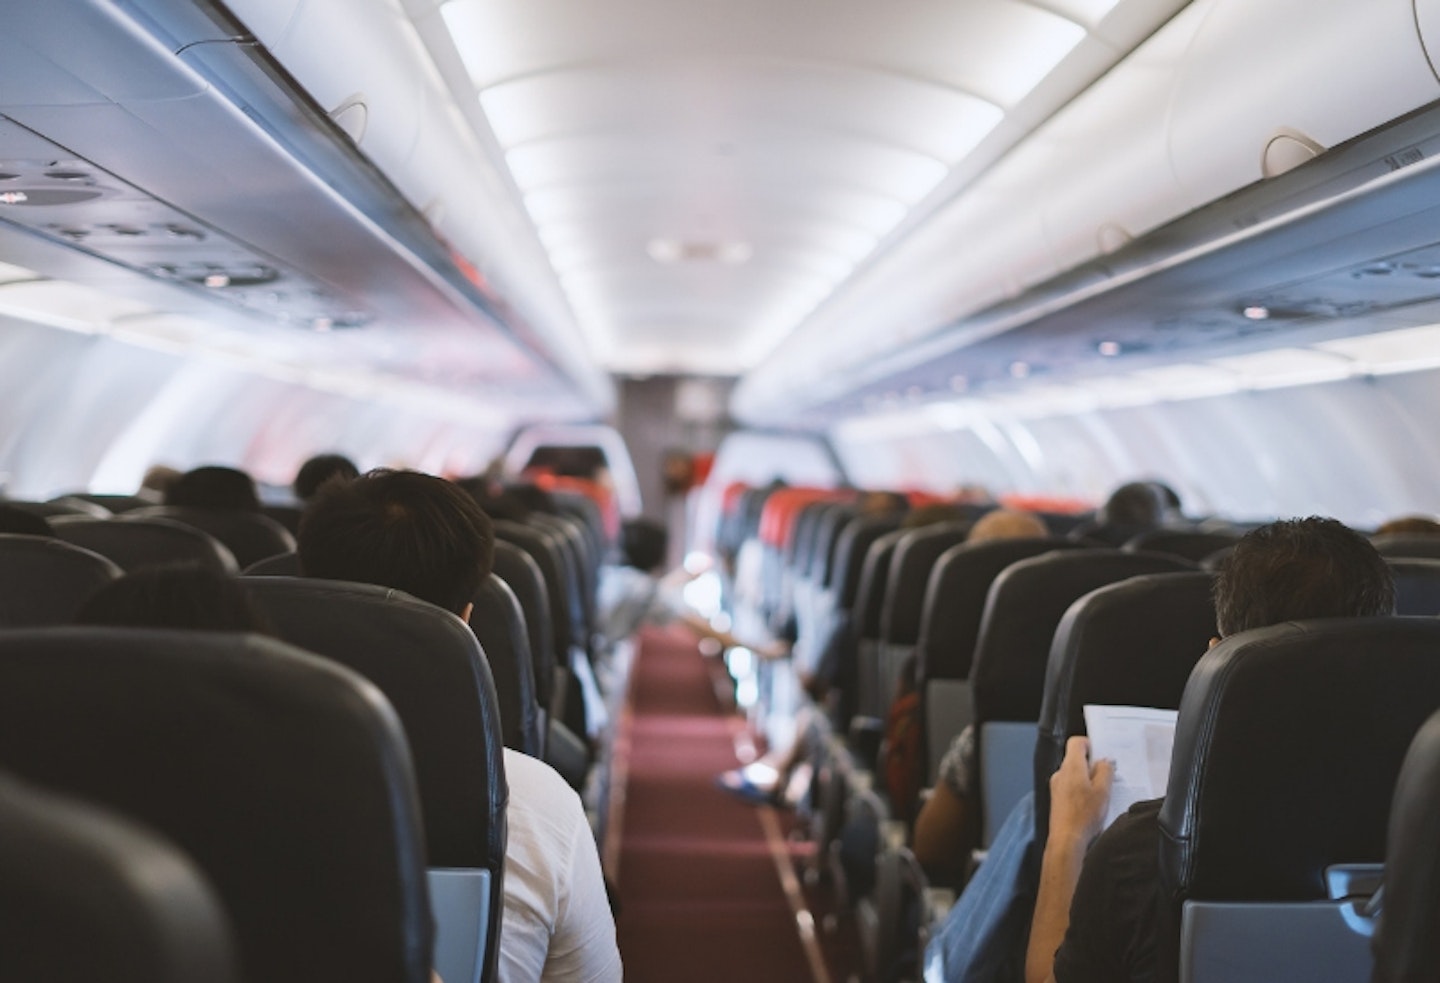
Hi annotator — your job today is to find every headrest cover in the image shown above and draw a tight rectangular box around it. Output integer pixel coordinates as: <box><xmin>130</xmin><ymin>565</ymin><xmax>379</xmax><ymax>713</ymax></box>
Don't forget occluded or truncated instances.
<box><xmin>1158</xmin><ymin>617</ymin><xmax>1440</xmax><ymax>905</ymax></box>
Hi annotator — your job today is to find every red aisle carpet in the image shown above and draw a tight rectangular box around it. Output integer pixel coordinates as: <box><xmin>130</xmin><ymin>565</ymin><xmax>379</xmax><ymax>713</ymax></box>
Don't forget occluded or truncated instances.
<box><xmin>614</xmin><ymin>625</ymin><xmax>817</xmax><ymax>983</ymax></box>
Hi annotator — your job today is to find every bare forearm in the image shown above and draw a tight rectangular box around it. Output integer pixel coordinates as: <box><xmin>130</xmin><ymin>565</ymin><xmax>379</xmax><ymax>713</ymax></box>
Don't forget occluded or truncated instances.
<box><xmin>1025</xmin><ymin>835</ymin><xmax>1087</xmax><ymax>983</ymax></box>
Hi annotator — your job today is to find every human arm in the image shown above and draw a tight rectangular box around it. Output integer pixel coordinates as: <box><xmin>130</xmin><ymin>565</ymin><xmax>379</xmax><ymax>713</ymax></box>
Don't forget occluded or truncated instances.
<box><xmin>1025</xmin><ymin>736</ymin><xmax>1114</xmax><ymax>983</ymax></box>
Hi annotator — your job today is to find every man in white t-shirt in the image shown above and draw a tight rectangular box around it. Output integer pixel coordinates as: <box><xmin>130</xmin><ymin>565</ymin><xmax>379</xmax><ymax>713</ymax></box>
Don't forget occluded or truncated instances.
<box><xmin>300</xmin><ymin>468</ymin><xmax>622</xmax><ymax>983</ymax></box>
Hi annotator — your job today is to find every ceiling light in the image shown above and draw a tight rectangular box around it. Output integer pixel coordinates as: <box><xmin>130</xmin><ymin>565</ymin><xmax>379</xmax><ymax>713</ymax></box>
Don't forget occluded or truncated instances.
<box><xmin>203</xmin><ymin>273</ymin><xmax>230</xmax><ymax>289</ymax></box>
<box><xmin>1242</xmin><ymin>305</ymin><xmax>1270</xmax><ymax>320</ymax></box>
<box><xmin>1009</xmin><ymin>361</ymin><xmax>1031</xmax><ymax>379</ymax></box>
<box><xmin>1097</xmin><ymin>340</ymin><xmax>1121</xmax><ymax>356</ymax></box>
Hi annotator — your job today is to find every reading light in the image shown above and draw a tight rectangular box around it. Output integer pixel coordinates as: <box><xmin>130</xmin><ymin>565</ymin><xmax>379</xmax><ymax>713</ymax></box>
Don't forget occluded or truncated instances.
<box><xmin>1009</xmin><ymin>360</ymin><xmax>1031</xmax><ymax>378</ymax></box>
<box><xmin>203</xmin><ymin>273</ymin><xmax>230</xmax><ymax>289</ymax></box>
<box><xmin>1242</xmin><ymin>305</ymin><xmax>1270</xmax><ymax>321</ymax></box>
<box><xmin>1098</xmin><ymin>340</ymin><xmax>1121</xmax><ymax>356</ymax></box>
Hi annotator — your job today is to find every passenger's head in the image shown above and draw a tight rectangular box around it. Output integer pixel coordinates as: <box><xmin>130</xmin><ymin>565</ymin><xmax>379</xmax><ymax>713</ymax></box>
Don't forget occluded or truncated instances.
<box><xmin>1213</xmin><ymin>517</ymin><xmax>1395</xmax><ymax>638</ymax></box>
<box><xmin>967</xmin><ymin>508</ymin><xmax>1048</xmax><ymax>544</ymax></box>
<box><xmin>76</xmin><ymin>564</ymin><xmax>270</xmax><ymax>633</ymax></box>
<box><xmin>620</xmin><ymin>518</ymin><xmax>668</xmax><ymax>573</ymax></box>
<box><xmin>293</xmin><ymin>453</ymin><xmax>360</xmax><ymax>502</ymax></box>
<box><xmin>0</xmin><ymin>505</ymin><xmax>54</xmax><ymax>538</ymax></box>
<box><xmin>165</xmin><ymin>466</ymin><xmax>261</xmax><ymax>512</ymax></box>
<box><xmin>1376</xmin><ymin>515</ymin><xmax>1440</xmax><ymax>537</ymax></box>
<box><xmin>901</xmin><ymin>503</ymin><xmax>966</xmax><ymax>530</ymax></box>
<box><xmin>140</xmin><ymin>464</ymin><xmax>182</xmax><ymax>499</ymax></box>
<box><xmin>856</xmin><ymin>490</ymin><xmax>909</xmax><ymax>516</ymax></box>
<box><xmin>297</xmin><ymin>469</ymin><xmax>495</xmax><ymax>616</ymax></box>
<box><xmin>1098</xmin><ymin>481</ymin><xmax>1178</xmax><ymax>528</ymax></box>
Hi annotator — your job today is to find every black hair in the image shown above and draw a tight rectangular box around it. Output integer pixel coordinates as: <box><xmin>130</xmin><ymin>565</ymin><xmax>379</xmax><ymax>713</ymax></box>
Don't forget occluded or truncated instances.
<box><xmin>165</xmin><ymin>466</ymin><xmax>261</xmax><ymax>512</ymax></box>
<box><xmin>0</xmin><ymin>505</ymin><xmax>55</xmax><ymax>538</ymax></box>
<box><xmin>293</xmin><ymin>453</ymin><xmax>360</xmax><ymax>502</ymax></box>
<box><xmin>1099</xmin><ymin>481</ymin><xmax>1175</xmax><ymax>528</ymax></box>
<box><xmin>76</xmin><ymin>564</ymin><xmax>271</xmax><ymax>633</ymax></box>
<box><xmin>297</xmin><ymin>469</ymin><xmax>495</xmax><ymax>615</ymax></box>
<box><xmin>1214</xmin><ymin>516</ymin><xmax>1395</xmax><ymax>637</ymax></box>
<box><xmin>621</xmin><ymin>518</ymin><xmax>668</xmax><ymax>572</ymax></box>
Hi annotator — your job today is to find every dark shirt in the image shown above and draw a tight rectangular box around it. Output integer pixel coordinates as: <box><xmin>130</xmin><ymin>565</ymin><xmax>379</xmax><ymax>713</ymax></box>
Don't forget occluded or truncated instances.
<box><xmin>1052</xmin><ymin>798</ymin><xmax>1164</xmax><ymax>983</ymax></box>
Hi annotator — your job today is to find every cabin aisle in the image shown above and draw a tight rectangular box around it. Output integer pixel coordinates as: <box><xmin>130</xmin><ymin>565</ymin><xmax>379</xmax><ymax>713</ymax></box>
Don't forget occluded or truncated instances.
<box><xmin>613</xmin><ymin>625</ymin><xmax>817</xmax><ymax>983</ymax></box>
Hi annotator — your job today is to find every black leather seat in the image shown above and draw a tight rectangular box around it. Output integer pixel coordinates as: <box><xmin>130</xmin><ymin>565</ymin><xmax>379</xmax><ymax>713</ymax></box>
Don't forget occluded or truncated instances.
<box><xmin>913</xmin><ymin>537</ymin><xmax>1082</xmax><ymax>783</ymax></box>
<box><xmin>493</xmin><ymin>540</ymin><xmax>556</xmax><ymax>714</ymax></box>
<box><xmin>971</xmin><ymin>549</ymin><xmax>1195</xmax><ymax>843</ymax></box>
<box><xmin>1124</xmin><ymin>528</ymin><xmax>1242</xmax><ymax>563</ymax></box>
<box><xmin>4</xmin><ymin>498</ymin><xmax>109</xmax><ymax>519</ymax></box>
<box><xmin>1387</xmin><ymin>558</ymin><xmax>1440</xmax><ymax>616</ymax></box>
<box><xmin>1371</xmin><ymin>534</ymin><xmax>1440</xmax><ymax>560</ymax></box>
<box><xmin>471</xmin><ymin>574</ymin><xmax>545</xmax><ymax>755</ymax></box>
<box><xmin>0</xmin><ymin>770</ymin><xmax>240</xmax><ymax>983</ymax></box>
<box><xmin>876</xmin><ymin>522</ymin><xmax>971</xmax><ymax>712</ymax></box>
<box><xmin>244</xmin><ymin>550</ymin><xmax>301</xmax><ymax>575</ymax></box>
<box><xmin>1034</xmin><ymin>571</ymin><xmax>1217</xmax><ymax>842</ymax></box>
<box><xmin>1159</xmin><ymin>617</ymin><xmax>1440</xmax><ymax>983</ymax></box>
<box><xmin>52</xmin><ymin>492</ymin><xmax>155</xmax><ymax>513</ymax></box>
<box><xmin>262</xmin><ymin>504</ymin><xmax>305</xmax><ymax>535</ymax></box>
<box><xmin>495</xmin><ymin>519</ymin><xmax>583</xmax><ymax>735</ymax></box>
<box><xmin>242</xmin><ymin>576</ymin><xmax>508</xmax><ymax>983</ymax></box>
<box><xmin>0</xmin><ymin>628</ymin><xmax>434</xmax><ymax>983</ymax></box>
<box><xmin>850</xmin><ymin>528</ymin><xmax>907</xmax><ymax>729</ymax></box>
<box><xmin>1372</xmin><ymin>706</ymin><xmax>1440</xmax><ymax>983</ymax></box>
<box><xmin>128</xmin><ymin>505</ymin><xmax>296</xmax><ymax>569</ymax></box>
<box><xmin>51</xmin><ymin>516</ymin><xmax>239</xmax><ymax>573</ymax></box>
<box><xmin>0</xmin><ymin>533</ymin><xmax>121</xmax><ymax>626</ymax></box>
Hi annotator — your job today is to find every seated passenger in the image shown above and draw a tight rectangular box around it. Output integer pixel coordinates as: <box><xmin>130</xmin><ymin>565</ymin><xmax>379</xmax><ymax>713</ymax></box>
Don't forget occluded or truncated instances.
<box><xmin>1026</xmin><ymin>516</ymin><xmax>1395</xmax><ymax>983</ymax></box>
<box><xmin>298</xmin><ymin>469</ymin><xmax>622</xmax><ymax>983</ymax></box>
<box><xmin>165</xmin><ymin>465</ymin><xmax>261</xmax><ymax>512</ymax></box>
<box><xmin>292</xmin><ymin>453</ymin><xmax>360</xmax><ymax>503</ymax></box>
<box><xmin>1072</xmin><ymin>480</ymin><xmax>1180</xmax><ymax>546</ymax></box>
<box><xmin>1376</xmin><ymin>514</ymin><xmax>1440</xmax><ymax>536</ymax></box>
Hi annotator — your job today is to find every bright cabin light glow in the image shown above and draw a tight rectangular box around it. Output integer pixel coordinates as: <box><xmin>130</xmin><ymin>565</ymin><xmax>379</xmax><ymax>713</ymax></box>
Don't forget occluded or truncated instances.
<box><xmin>203</xmin><ymin>273</ymin><xmax>230</xmax><ymax>289</ymax></box>
<box><xmin>1242</xmin><ymin>305</ymin><xmax>1271</xmax><ymax>320</ymax></box>
<box><xmin>1098</xmin><ymin>340</ymin><xmax>1121</xmax><ymax>356</ymax></box>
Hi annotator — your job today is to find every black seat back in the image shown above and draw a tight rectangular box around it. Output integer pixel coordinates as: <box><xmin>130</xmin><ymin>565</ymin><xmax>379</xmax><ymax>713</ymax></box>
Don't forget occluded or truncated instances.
<box><xmin>53</xmin><ymin>492</ymin><xmax>155</xmax><ymax>514</ymax></box>
<box><xmin>495</xmin><ymin>519</ymin><xmax>574</xmax><ymax>671</ymax></box>
<box><xmin>244</xmin><ymin>550</ymin><xmax>301</xmax><ymax>576</ymax></box>
<box><xmin>471</xmin><ymin>574</ymin><xmax>544</xmax><ymax>755</ymax></box>
<box><xmin>914</xmin><ymin>538</ymin><xmax>1081</xmax><ymax>687</ymax></box>
<box><xmin>0</xmin><ymin>771</ymin><xmax>240</xmax><ymax>983</ymax></box>
<box><xmin>1034</xmin><ymin>571</ymin><xmax>1216</xmax><ymax>841</ymax></box>
<box><xmin>5</xmin><ymin>498</ymin><xmax>109</xmax><ymax>519</ymax></box>
<box><xmin>0</xmin><ymin>628</ymin><xmax>433</xmax><ymax>983</ymax></box>
<box><xmin>972</xmin><ymin>549</ymin><xmax>1197</xmax><ymax>726</ymax></box>
<box><xmin>0</xmin><ymin>534</ymin><xmax>121</xmax><ymax>626</ymax></box>
<box><xmin>51</xmin><ymin>516</ymin><xmax>239</xmax><ymax>573</ymax></box>
<box><xmin>1371</xmin><ymin>534</ymin><xmax>1440</xmax><ymax>560</ymax></box>
<box><xmin>492</xmin><ymin>540</ymin><xmax>555</xmax><ymax>711</ymax></box>
<box><xmin>1124</xmin><ymin>528</ymin><xmax>1242</xmax><ymax>563</ymax></box>
<box><xmin>831</xmin><ymin>515</ymin><xmax>904</xmax><ymax>612</ymax></box>
<box><xmin>129</xmin><ymin>506</ymin><xmax>296</xmax><ymax>569</ymax></box>
<box><xmin>1388</xmin><ymin>557</ymin><xmax>1440</xmax><ymax>616</ymax></box>
<box><xmin>812</xmin><ymin>504</ymin><xmax>858</xmax><ymax>587</ymax></box>
<box><xmin>1159</xmin><ymin>618</ymin><xmax>1440</xmax><ymax>909</ymax></box>
<box><xmin>1373</xmin><ymin>707</ymin><xmax>1440</xmax><ymax>983</ymax></box>
<box><xmin>880</xmin><ymin>522</ymin><xmax>971</xmax><ymax>648</ymax></box>
<box><xmin>855</xmin><ymin>529</ymin><xmax>907</xmax><ymax>645</ymax></box>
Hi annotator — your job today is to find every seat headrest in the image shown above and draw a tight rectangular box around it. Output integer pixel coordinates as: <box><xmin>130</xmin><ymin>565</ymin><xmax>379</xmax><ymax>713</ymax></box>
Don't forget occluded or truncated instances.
<box><xmin>879</xmin><ymin>522</ymin><xmax>971</xmax><ymax>647</ymax></box>
<box><xmin>0</xmin><ymin>533</ymin><xmax>121</xmax><ymax>626</ymax></box>
<box><xmin>832</xmin><ymin>515</ymin><xmax>903</xmax><ymax>610</ymax></box>
<box><xmin>972</xmin><ymin>549</ymin><xmax>1196</xmax><ymax>724</ymax></box>
<box><xmin>1373</xmin><ymin>708</ymin><xmax>1440</xmax><ymax>983</ymax></box>
<box><xmin>0</xmin><ymin>627</ymin><xmax>431</xmax><ymax>983</ymax></box>
<box><xmin>243</xmin><ymin>550</ymin><xmax>301</xmax><ymax>576</ymax></box>
<box><xmin>854</xmin><ymin>529</ymin><xmax>907</xmax><ymax>639</ymax></box>
<box><xmin>1371</xmin><ymin>534</ymin><xmax>1440</xmax><ymax>560</ymax></box>
<box><xmin>243</xmin><ymin>576</ymin><xmax>508</xmax><ymax>870</ymax></box>
<box><xmin>52</xmin><ymin>516</ymin><xmax>239</xmax><ymax>573</ymax></box>
<box><xmin>1158</xmin><ymin>617</ymin><xmax>1440</xmax><ymax>905</ymax></box>
<box><xmin>1123</xmin><ymin>529</ymin><xmax>1242</xmax><ymax>563</ymax></box>
<box><xmin>1387</xmin><ymin>557</ymin><xmax>1440</xmax><ymax>616</ymax></box>
<box><xmin>495</xmin><ymin>519</ymin><xmax>574</xmax><ymax>663</ymax></box>
<box><xmin>127</xmin><ymin>506</ymin><xmax>296</xmax><ymax>569</ymax></box>
<box><xmin>914</xmin><ymin>537</ymin><xmax>1081</xmax><ymax>684</ymax></box>
<box><xmin>0</xmin><ymin>770</ymin><xmax>240</xmax><ymax>983</ymax></box>
<box><xmin>491</xmin><ymin>540</ymin><xmax>555</xmax><ymax>706</ymax></box>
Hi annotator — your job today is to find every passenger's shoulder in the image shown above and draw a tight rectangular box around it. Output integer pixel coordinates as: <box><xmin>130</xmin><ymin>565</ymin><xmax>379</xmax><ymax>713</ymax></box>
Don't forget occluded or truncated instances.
<box><xmin>502</xmin><ymin>748</ymin><xmax>583</xmax><ymax>808</ymax></box>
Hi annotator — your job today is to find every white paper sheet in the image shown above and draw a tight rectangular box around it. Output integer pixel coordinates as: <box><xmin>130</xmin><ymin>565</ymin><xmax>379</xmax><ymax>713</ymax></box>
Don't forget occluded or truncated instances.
<box><xmin>1082</xmin><ymin>704</ymin><xmax>1179</xmax><ymax>829</ymax></box>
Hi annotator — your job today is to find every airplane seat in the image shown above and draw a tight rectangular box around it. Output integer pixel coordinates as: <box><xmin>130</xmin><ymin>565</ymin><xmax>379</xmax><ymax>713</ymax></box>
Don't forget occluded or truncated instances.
<box><xmin>1158</xmin><ymin>617</ymin><xmax>1440</xmax><ymax>983</ymax></box>
<box><xmin>971</xmin><ymin>549</ymin><xmax>1196</xmax><ymax>845</ymax></box>
<box><xmin>50</xmin><ymin>515</ymin><xmax>240</xmax><ymax>574</ymax></box>
<box><xmin>244</xmin><ymin>550</ymin><xmax>301</xmax><ymax>575</ymax></box>
<box><xmin>1371</xmin><ymin>533</ymin><xmax>1440</xmax><ymax>560</ymax></box>
<box><xmin>877</xmin><ymin>522</ymin><xmax>971</xmax><ymax>725</ymax></box>
<box><xmin>262</xmin><ymin>503</ymin><xmax>304</xmax><ymax>535</ymax></box>
<box><xmin>1037</xmin><ymin>510</ymin><xmax>1093</xmax><ymax>538</ymax></box>
<box><xmin>1123</xmin><ymin>528</ymin><xmax>1243</xmax><ymax>563</ymax></box>
<box><xmin>4</xmin><ymin>498</ymin><xmax>110</xmax><ymax>519</ymax></box>
<box><xmin>913</xmin><ymin>538</ymin><xmax>1083</xmax><ymax>786</ymax></box>
<box><xmin>52</xmin><ymin>492</ymin><xmax>154</xmax><ymax>514</ymax></box>
<box><xmin>1199</xmin><ymin>544</ymin><xmax>1235</xmax><ymax>571</ymax></box>
<box><xmin>532</xmin><ymin>512</ymin><xmax>599</xmax><ymax>650</ymax></box>
<box><xmin>1387</xmin><ymin>557</ymin><xmax>1440</xmax><ymax>616</ymax></box>
<box><xmin>1033</xmin><ymin>571</ymin><xmax>1217</xmax><ymax>845</ymax></box>
<box><xmin>492</xmin><ymin>540</ymin><xmax>556</xmax><ymax>713</ymax></box>
<box><xmin>0</xmin><ymin>770</ymin><xmax>240</xmax><ymax>983</ymax></box>
<box><xmin>128</xmin><ymin>505</ymin><xmax>296</xmax><ymax>569</ymax></box>
<box><xmin>1371</xmin><ymin>706</ymin><xmax>1440</xmax><ymax>983</ymax></box>
<box><xmin>240</xmin><ymin>576</ymin><xmax>507</xmax><ymax>983</ymax></box>
<box><xmin>849</xmin><ymin>529</ymin><xmax>907</xmax><ymax>749</ymax></box>
<box><xmin>0</xmin><ymin>533</ymin><xmax>121</xmax><ymax>626</ymax></box>
<box><xmin>470</xmin><ymin>574</ymin><xmax>545</xmax><ymax>757</ymax></box>
<box><xmin>0</xmin><ymin>628</ymin><xmax>435</xmax><ymax>983</ymax></box>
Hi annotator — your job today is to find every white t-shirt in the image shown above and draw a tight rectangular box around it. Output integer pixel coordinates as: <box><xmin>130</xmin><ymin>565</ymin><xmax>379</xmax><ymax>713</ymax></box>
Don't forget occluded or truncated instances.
<box><xmin>498</xmin><ymin>749</ymin><xmax>622</xmax><ymax>983</ymax></box>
